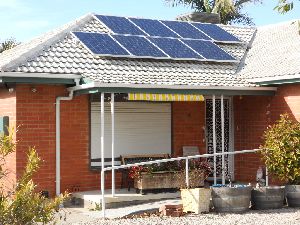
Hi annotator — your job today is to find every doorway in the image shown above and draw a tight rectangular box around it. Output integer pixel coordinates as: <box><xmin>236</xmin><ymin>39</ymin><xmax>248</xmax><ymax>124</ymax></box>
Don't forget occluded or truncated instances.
<box><xmin>205</xmin><ymin>97</ymin><xmax>234</xmax><ymax>179</ymax></box>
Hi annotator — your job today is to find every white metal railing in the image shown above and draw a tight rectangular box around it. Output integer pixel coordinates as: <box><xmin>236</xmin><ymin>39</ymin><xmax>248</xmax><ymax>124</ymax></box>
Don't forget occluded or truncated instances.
<box><xmin>100</xmin><ymin>148</ymin><xmax>263</xmax><ymax>218</ymax></box>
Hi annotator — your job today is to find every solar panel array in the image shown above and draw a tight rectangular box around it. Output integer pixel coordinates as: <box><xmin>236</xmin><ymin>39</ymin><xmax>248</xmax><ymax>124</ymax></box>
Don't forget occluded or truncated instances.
<box><xmin>72</xmin><ymin>15</ymin><xmax>242</xmax><ymax>62</ymax></box>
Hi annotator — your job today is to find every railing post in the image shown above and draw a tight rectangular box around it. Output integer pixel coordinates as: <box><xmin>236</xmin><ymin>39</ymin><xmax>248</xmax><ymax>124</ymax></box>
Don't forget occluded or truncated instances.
<box><xmin>185</xmin><ymin>158</ymin><xmax>189</xmax><ymax>188</ymax></box>
<box><xmin>265</xmin><ymin>166</ymin><xmax>269</xmax><ymax>186</ymax></box>
<box><xmin>101</xmin><ymin>170</ymin><xmax>106</xmax><ymax>218</ymax></box>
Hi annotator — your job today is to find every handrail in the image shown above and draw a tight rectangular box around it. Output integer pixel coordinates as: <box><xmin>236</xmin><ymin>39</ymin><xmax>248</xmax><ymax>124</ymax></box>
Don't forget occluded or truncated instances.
<box><xmin>101</xmin><ymin>148</ymin><xmax>262</xmax><ymax>218</ymax></box>
<box><xmin>103</xmin><ymin>149</ymin><xmax>261</xmax><ymax>172</ymax></box>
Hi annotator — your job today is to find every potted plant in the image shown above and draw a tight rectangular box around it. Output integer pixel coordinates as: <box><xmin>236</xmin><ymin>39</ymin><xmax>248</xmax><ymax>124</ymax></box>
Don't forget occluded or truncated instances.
<box><xmin>179</xmin><ymin>159</ymin><xmax>212</xmax><ymax>214</ymax></box>
<box><xmin>129</xmin><ymin>161</ymin><xmax>183</xmax><ymax>194</ymax></box>
<box><xmin>211</xmin><ymin>183</ymin><xmax>253</xmax><ymax>213</ymax></box>
<box><xmin>260</xmin><ymin>114</ymin><xmax>300</xmax><ymax>207</ymax></box>
<box><xmin>251</xmin><ymin>166</ymin><xmax>285</xmax><ymax>210</ymax></box>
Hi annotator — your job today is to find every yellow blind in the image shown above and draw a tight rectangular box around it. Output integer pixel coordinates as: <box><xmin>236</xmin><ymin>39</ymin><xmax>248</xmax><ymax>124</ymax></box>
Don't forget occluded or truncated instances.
<box><xmin>128</xmin><ymin>93</ymin><xmax>204</xmax><ymax>102</ymax></box>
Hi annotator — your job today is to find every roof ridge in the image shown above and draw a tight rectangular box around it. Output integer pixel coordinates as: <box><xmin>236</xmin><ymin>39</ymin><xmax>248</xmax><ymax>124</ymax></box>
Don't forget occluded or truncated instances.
<box><xmin>257</xmin><ymin>19</ymin><xmax>300</xmax><ymax>29</ymax></box>
<box><xmin>0</xmin><ymin>13</ymin><xmax>94</xmax><ymax>72</ymax></box>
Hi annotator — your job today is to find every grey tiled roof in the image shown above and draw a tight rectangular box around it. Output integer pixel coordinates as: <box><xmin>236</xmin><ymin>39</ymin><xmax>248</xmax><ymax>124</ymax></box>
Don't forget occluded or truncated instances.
<box><xmin>238</xmin><ymin>20</ymin><xmax>300</xmax><ymax>82</ymax></box>
<box><xmin>0</xmin><ymin>13</ymin><xmax>258</xmax><ymax>87</ymax></box>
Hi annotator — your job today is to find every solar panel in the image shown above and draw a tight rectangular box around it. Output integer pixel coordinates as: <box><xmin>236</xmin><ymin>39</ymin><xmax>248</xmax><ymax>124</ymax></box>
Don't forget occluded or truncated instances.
<box><xmin>191</xmin><ymin>23</ymin><xmax>241</xmax><ymax>43</ymax></box>
<box><xmin>182</xmin><ymin>39</ymin><xmax>236</xmax><ymax>61</ymax></box>
<box><xmin>73</xmin><ymin>32</ymin><xmax>129</xmax><ymax>56</ymax></box>
<box><xmin>113</xmin><ymin>35</ymin><xmax>167</xmax><ymax>58</ymax></box>
<box><xmin>95</xmin><ymin>15</ymin><xmax>146</xmax><ymax>36</ymax></box>
<box><xmin>148</xmin><ymin>37</ymin><xmax>203</xmax><ymax>59</ymax></box>
<box><xmin>161</xmin><ymin>20</ymin><xmax>211</xmax><ymax>40</ymax></box>
<box><xmin>129</xmin><ymin>18</ymin><xmax>180</xmax><ymax>38</ymax></box>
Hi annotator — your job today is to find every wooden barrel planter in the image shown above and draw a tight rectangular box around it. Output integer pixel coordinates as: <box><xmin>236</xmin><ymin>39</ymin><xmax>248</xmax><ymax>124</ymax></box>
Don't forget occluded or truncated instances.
<box><xmin>251</xmin><ymin>186</ymin><xmax>285</xmax><ymax>210</ymax></box>
<box><xmin>285</xmin><ymin>185</ymin><xmax>300</xmax><ymax>207</ymax></box>
<box><xmin>211</xmin><ymin>186</ymin><xmax>252</xmax><ymax>213</ymax></box>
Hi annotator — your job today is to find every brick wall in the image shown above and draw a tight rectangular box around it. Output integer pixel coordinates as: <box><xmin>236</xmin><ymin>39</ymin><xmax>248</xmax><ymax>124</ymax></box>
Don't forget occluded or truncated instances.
<box><xmin>234</xmin><ymin>84</ymin><xmax>300</xmax><ymax>183</ymax></box>
<box><xmin>172</xmin><ymin>102</ymin><xmax>206</xmax><ymax>156</ymax></box>
<box><xmin>0</xmin><ymin>87</ymin><xmax>16</xmax><ymax>190</ymax></box>
<box><xmin>233</xmin><ymin>95</ymin><xmax>270</xmax><ymax>182</ymax></box>
<box><xmin>15</xmin><ymin>84</ymin><xmax>121</xmax><ymax>196</ymax></box>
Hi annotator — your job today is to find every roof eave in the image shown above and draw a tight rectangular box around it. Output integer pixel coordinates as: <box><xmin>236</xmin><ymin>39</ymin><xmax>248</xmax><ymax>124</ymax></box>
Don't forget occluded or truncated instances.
<box><xmin>0</xmin><ymin>72</ymin><xmax>82</xmax><ymax>85</ymax></box>
<box><xmin>249</xmin><ymin>73</ymin><xmax>300</xmax><ymax>86</ymax></box>
<box><xmin>68</xmin><ymin>82</ymin><xmax>277</xmax><ymax>96</ymax></box>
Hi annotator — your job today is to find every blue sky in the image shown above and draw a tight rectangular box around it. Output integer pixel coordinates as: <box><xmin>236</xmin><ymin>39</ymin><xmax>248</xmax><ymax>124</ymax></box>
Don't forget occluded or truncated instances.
<box><xmin>0</xmin><ymin>0</ymin><xmax>299</xmax><ymax>42</ymax></box>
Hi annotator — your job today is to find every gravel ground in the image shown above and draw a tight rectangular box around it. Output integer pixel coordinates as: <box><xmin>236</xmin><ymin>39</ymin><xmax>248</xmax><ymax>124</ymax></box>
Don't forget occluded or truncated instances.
<box><xmin>57</xmin><ymin>207</ymin><xmax>300</xmax><ymax>225</ymax></box>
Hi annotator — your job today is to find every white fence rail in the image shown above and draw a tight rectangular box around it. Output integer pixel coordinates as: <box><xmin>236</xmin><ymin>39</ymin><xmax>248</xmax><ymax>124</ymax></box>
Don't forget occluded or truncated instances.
<box><xmin>100</xmin><ymin>148</ymin><xmax>263</xmax><ymax>218</ymax></box>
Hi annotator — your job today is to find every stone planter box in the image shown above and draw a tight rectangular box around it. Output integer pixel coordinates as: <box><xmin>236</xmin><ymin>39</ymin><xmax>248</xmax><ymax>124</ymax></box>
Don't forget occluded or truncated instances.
<box><xmin>134</xmin><ymin>171</ymin><xmax>180</xmax><ymax>194</ymax></box>
<box><xmin>134</xmin><ymin>171</ymin><xmax>205</xmax><ymax>194</ymax></box>
<box><xmin>181</xmin><ymin>188</ymin><xmax>211</xmax><ymax>214</ymax></box>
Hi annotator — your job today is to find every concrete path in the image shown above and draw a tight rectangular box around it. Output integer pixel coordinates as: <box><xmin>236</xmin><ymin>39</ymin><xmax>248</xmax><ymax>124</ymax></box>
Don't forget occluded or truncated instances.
<box><xmin>56</xmin><ymin>198</ymin><xmax>181</xmax><ymax>224</ymax></box>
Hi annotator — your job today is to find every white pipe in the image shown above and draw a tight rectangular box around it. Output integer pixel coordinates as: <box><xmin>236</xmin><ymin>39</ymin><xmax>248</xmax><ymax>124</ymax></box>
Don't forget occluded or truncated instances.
<box><xmin>55</xmin><ymin>90</ymin><xmax>74</xmax><ymax>196</ymax></box>
<box><xmin>100</xmin><ymin>92</ymin><xmax>105</xmax><ymax>217</ymax></box>
<box><xmin>111</xmin><ymin>93</ymin><xmax>115</xmax><ymax>197</ymax></box>
<box><xmin>212</xmin><ymin>95</ymin><xmax>217</xmax><ymax>185</ymax></box>
<box><xmin>221</xmin><ymin>95</ymin><xmax>225</xmax><ymax>185</ymax></box>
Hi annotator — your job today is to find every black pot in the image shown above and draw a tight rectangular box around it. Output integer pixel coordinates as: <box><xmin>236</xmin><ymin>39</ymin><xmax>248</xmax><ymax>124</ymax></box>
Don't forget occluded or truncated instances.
<box><xmin>251</xmin><ymin>186</ymin><xmax>285</xmax><ymax>210</ymax></box>
<box><xmin>212</xmin><ymin>186</ymin><xmax>252</xmax><ymax>213</ymax></box>
<box><xmin>285</xmin><ymin>185</ymin><xmax>300</xmax><ymax>207</ymax></box>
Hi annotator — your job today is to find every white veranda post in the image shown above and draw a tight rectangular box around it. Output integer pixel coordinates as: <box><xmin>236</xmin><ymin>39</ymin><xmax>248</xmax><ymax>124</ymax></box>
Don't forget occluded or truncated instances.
<box><xmin>111</xmin><ymin>93</ymin><xmax>115</xmax><ymax>196</ymax></box>
<box><xmin>100</xmin><ymin>92</ymin><xmax>105</xmax><ymax>217</ymax></box>
<box><xmin>212</xmin><ymin>95</ymin><xmax>217</xmax><ymax>185</ymax></box>
<box><xmin>221</xmin><ymin>95</ymin><xmax>225</xmax><ymax>185</ymax></box>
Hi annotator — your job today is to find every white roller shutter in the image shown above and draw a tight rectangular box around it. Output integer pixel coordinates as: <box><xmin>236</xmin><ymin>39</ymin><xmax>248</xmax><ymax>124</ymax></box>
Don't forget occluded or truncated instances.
<box><xmin>91</xmin><ymin>102</ymin><xmax>171</xmax><ymax>167</ymax></box>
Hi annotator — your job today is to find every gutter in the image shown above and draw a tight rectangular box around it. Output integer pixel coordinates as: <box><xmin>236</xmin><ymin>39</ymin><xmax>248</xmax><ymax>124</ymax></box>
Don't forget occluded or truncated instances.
<box><xmin>55</xmin><ymin>78</ymin><xmax>80</xmax><ymax>196</ymax></box>
<box><xmin>0</xmin><ymin>72</ymin><xmax>82</xmax><ymax>79</ymax></box>
<box><xmin>68</xmin><ymin>82</ymin><xmax>278</xmax><ymax>92</ymax></box>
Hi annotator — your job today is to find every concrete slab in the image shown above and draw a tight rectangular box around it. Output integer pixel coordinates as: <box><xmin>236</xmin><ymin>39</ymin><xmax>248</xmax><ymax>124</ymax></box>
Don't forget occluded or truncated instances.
<box><xmin>72</xmin><ymin>189</ymin><xmax>180</xmax><ymax>209</ymax></box>
<box><xmin>63</xmin><ymin>198</ymin><xmax>182</xmax><ymax>220</ymax></box>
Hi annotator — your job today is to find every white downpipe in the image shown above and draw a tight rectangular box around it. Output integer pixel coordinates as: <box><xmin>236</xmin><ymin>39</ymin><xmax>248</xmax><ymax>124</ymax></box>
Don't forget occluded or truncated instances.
<box><xmin>212</xmin><ymin>95</ymin><xmax>217</xmax><ymax>185</ymax></box>
<box><xmin>221</xmin><ymin>95</ymin><xmax>225</xmax><ymax>185</ymax></box>
<box><xmin>111</xmin><ymin>93</ymin><xmax>115</xmax><ymax>197</ymax></box>
<box><xmin>100</xmin><ymin>92</ymin><xmax>105</xmax><ymax>218</ymax></box>
<box><xmin>55</xmin><ymin>90</ymin><xmax>74</xmax><ymax>196</ymax></box>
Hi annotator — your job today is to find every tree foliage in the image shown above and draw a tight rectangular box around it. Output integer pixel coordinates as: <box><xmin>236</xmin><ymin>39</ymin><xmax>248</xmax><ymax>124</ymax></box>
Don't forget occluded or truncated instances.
<box><xmin>260</xmin><ymin>114</ymin><xmax>300</xmax><ymax>185</ymax></box>
<box><xmin>0</xmin><ymin>38</ymin><xmax>18</xmax><ymax>53</ymax></box>
<box><xmin>165</xmin><ymin>0</ymin><xmax>261</xmax><ymax>25</ymax></box>
<box><xmin>274</xmin><ymin>0</ymin><xmax>296</xmax><ymax>13</ymax></box>
<box><xmin>0</xmin><ymin>129</ymin><xmax>68</xmax><ymax>225</ymax></box>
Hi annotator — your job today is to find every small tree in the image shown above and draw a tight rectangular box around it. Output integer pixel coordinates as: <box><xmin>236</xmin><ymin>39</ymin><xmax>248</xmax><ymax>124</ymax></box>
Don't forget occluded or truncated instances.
<box><xmin>260</xmin><ymin>114</ymin><xmax>300</xmax><ymax>185</ymax></box>
<box><xmin>165</xmin><ymin>0</ymin><xmax>261</xmax><ymax>25</ymax></box>
<box><xmin>0</xmin><ymin>38</ymin><xmax>18</xmax><ymax>53</ymax></box>
<box><xmin>274</xmin><ymin>0</ymin><xmax>297</xmax><ymax>14</ymax></box>
<box><xmin>0</xmin><ymin>129</ymin><xmax>68</xmax><ymax>224</ymax></box>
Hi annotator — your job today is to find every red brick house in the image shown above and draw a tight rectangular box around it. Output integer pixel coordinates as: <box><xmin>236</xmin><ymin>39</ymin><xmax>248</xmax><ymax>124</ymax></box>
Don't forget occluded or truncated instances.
<box><xmin>0</xmin><ymin>13</ymin><xmax>299</xmax><ymax>197</ymax></box>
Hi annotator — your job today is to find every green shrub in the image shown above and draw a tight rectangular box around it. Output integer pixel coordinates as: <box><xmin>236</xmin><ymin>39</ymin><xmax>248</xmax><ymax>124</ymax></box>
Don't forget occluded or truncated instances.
<box><xmin>0</xmin><ymin>129</ymin><xmax>69</xmax><ymax>224</ymax></box>
<box><xmin>261</xmin><ymin>114</ymin><xmax>300</xmax><ymax>185</ymax></box>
